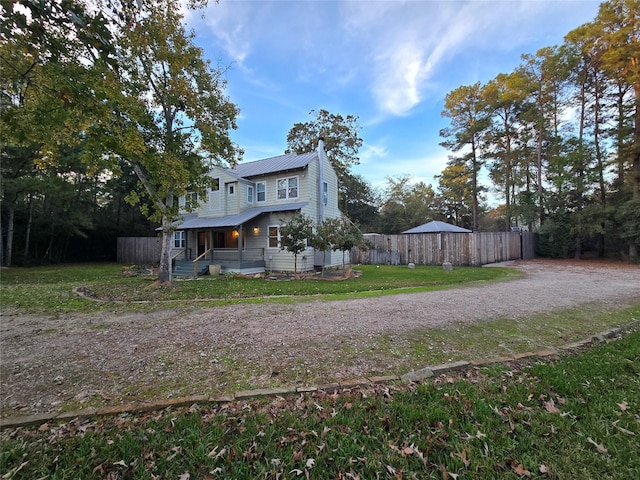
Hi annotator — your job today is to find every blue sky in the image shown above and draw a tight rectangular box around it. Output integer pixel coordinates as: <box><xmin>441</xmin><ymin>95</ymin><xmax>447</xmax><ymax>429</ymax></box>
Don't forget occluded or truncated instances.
<box><xmin>186</xmin><ymin>0</ymin><xmax>602</xmax><ymax>193</ymax></box>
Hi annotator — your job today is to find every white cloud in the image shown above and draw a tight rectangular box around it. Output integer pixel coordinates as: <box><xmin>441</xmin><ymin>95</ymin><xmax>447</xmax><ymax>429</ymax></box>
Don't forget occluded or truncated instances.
<box><xmin>371</xmin><ymin>44</ymin><xmax>431</xmax><ymax>116</ymax></box>
<box><xmin>359</xmin><ymin>140</ymin><xmax>389</xmax><ymax>165</ymax></box>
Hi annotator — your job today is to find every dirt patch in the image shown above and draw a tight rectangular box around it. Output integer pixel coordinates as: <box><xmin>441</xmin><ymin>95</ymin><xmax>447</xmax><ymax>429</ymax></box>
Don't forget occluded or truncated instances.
<box><xmin>1</xmin><ymin>259</ymin><xmax>639</xmax><ymax>418</ymax></box>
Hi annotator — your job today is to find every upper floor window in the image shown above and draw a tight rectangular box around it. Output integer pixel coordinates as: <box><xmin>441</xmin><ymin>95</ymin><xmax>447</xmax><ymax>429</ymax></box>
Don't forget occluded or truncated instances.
<box><xmin>228</xmin><ymin>184</ymin><xmax>235</xmax><ymax>195</ymax></box>
<box><xmin>247</xmin><ymin>185</ymin><xmax>254</xmax><ymax>204</ymax></box>
<box><xmin>322</xmin><ymin>181</ymin><xmax>328</xmax><ymax>206</ymax></box>
<box><xmin>209</xmin><ymin>177</ymin><xmax>221</xmax><ymax>209</ymax></box>
<box><xmin>185</xmin><ymin>192</ymin><xmax>197</xmax><ymax>209</ymax></box>
<box><xmin>174</xmin><ymin>231</ymin><xmax>185</xmax><ymax>248</ymax></box>
<box><xmin>256</xmin><ymin>182</ymin><xmax>266</xmax><ymax>202</ymax></box>
<box><xmin>277</xmin><ymin>176</ymin><xmax>298</xmax><ymax>200</ymax></box>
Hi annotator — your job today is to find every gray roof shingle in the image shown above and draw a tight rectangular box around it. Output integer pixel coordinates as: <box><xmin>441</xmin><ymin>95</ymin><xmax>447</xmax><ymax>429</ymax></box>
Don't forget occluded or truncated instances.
<box><xmin>403</xmin><ymin>221</ymin><xmax>472</xmax><ymax>234</ymax></box>
<box><xmin>231</xmin><ymin>151</ymin><xmax>317</xmax><ymax>178</ymax></box>
<box><xmin>174</xmin><ymin>202</ymin><xmax>308</xmax><ymax>229</ymax></box>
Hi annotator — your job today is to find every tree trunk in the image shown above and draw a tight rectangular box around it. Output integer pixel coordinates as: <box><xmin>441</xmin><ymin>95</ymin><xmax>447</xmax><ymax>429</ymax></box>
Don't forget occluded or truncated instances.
<box><xmin>24</xmin><ymin>194</ymin><xmax>33</xmax><ymax>257</ymax></box>
<box><xmin>471</xmin><ymin>138</ymin><xmax>479</xmax><ymax>232</ymax></box>
<box><xmin>537</xmin><ymin>88</ymin><xmax>544</xmax><ymax>227</ymax></box>
<box><xmin>4</xmin><ymin>203</ymin><xmax>15</xmax><ymax>267</ymax></box>
<box><xmin>158</xmin><ymin>214</ymin><xmax>173</xmax><ymax>283</ymax></box>
<box><xmin>630</xmin><ymin>83</ymin><xmax>640</xmax><ymax>263</ymax></box>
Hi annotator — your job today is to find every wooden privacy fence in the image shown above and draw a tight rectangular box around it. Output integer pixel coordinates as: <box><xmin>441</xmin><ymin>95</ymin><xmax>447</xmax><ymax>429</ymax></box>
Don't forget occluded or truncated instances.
<box><xmin>351</xmin><ymin>232</ymin><xmax>537</xmax><ymax>267</ymax></box>
<box><xmin>117</xmin><ymin>237</ymin><xmax>161</xmax><ymax>264</ymax></box>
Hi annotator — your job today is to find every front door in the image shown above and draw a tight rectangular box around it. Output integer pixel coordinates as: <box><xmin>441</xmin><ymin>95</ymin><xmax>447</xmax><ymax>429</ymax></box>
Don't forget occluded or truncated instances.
<box><xmin>197</xmin><ymin>231</ymin><xmax>208</xmax><ymax>257</ymax></box>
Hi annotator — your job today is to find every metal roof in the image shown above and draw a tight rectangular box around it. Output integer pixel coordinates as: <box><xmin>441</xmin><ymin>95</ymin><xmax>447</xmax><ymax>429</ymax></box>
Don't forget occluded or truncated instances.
<box><xmin>403</xmin><ymin>221</ymin><xmax>472</xmax><ymax>234</ymax></box>
<box><xmin>174</xmin><ymin>202</ymin><xmax>308</xmax><ymax>229</ymax></box>
<box><xmin>231</xmin><ymin>152</ymin><xmax>317</xmax><ymax>178</ymax></box>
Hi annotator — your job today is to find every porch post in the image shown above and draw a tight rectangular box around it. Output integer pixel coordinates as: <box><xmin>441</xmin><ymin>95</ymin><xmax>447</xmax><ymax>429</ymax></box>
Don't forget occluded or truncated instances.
<box><xmin>238</xmin><ymin>224</ymin><xmax>243</xmax><ymax>267</ymax></box>
<box><xmin>209</xmin><ymin>229</ymin><xmax>213</xmax><ymax>262</ymax></box>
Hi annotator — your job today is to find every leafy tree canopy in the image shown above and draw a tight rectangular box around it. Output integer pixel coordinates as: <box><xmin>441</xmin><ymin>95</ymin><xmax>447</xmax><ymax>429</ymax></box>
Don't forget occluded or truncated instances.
<box><xmin>286</xmin><ymin>109</ymin><xmax>363</xmax><ymax>180</ymax></box>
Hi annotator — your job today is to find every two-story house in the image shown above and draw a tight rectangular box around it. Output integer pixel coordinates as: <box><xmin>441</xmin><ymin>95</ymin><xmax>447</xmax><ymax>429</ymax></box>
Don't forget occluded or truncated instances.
<box><xmin>171</xmin><ymin>138</ymin><xmax>346</xmax><ymax>274</ymax></box>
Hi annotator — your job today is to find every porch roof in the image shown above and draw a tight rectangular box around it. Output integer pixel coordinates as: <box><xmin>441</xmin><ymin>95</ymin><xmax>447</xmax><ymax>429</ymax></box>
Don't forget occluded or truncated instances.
<box><xmin>175</xmin><ymin>202</ymin><xmax>308</xmax><ymax>230</ymax></box>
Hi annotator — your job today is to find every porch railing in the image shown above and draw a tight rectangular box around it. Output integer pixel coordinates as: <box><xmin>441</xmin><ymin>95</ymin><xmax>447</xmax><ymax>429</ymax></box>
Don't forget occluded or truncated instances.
<box><xmin>210</xmin><ymin>248</ymin><xmax>265</xmax><ymax>271</ymax></box>
<box><xmin>193</xmin><ymin>248</ymin><xmax>212</xmax><ymax>277</ymax></box>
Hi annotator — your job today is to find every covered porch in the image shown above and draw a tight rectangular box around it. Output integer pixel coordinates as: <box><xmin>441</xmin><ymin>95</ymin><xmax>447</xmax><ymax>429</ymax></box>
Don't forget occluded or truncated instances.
<box><xmin>171</xmin><ymin>203</ymin><xmax>308</xmax><ymax>276</ymax></box>
<box><xmin>173</xmin><ymin>247</ymin><xmax>266</xmax><ymax>276</ymax></box>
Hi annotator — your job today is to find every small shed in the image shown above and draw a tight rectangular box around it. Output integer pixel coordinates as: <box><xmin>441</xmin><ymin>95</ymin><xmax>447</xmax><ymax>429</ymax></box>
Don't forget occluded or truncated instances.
<box><xmin>402</xmin><ymin>220</ymin><xmax>472</xmax><ymax>234</ymax></box>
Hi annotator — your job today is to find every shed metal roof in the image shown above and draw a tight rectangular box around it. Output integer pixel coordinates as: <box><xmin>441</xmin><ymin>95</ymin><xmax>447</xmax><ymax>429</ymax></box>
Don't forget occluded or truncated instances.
<box><xmin>174</xmin><ymin>202</ymin><xmax>308</xmax><ymax>229</ymax></box>
<box><xmin>231</xmin><ymin>152</ymin><xmax>316</xmax><ymax>178</ymax></box>
<box><xmin>403</xmin><ymin>220</ymin><xmax>472</xmax><ymax>234</ymax></box>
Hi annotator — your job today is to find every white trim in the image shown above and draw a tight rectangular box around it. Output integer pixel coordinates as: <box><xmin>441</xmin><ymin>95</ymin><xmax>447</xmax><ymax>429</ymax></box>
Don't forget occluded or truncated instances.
<box><xmin>276</xmin><ymin>175</ymin><xmax>299</xmax><ymax>200</ymax></box>
<box><xmin>267</xmin><ymin>224</ymin><xmax>281</xmax><ymax>249</ymax></box>
<box><xmin>210</xmin><ymin>177</ymin><xmax>221</xmax><ymax>210</ymax></box>
<box><xmin>256</xmin><ymin>181</ymin><xmax>266</xmax><ymax>203</ymax></box>
<box><xmin>174</xmin><ymin>231</ymin><xmax>185</xmax><ymax>248</ymax></box>
<box><xmin>185</xmin><ymin>192</ymin><xmax>197</xmax><ymax>210</ymax></box>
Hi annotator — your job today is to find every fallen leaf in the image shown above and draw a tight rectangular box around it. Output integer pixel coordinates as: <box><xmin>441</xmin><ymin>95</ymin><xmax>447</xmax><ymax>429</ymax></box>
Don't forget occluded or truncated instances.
<box><xmin>402</xmin><ymin>446</ymin><xmax>414</xmax><ymax>456</ymax></box>
<box><xmin>511</xmin><ymin>461</ymin><xmax>531</xmax><ymax>477</ymax></box>
<box><xmin>587</xmin><ymin>437</ymin><xmax>608</xmax><ymax>454</ymax></box>
<box><xmin>289</xmin><ymin>469</ymin><xmax>303</xmax><ymax>476</ymax></box>
<box><xmin>455</xmin><ymin>450</ymin><xmax>470</xmax><ymax>468</ymax></box>
<box><xmin>178</xmin><ymin>473</ymin><xmax>190</xmax><ymax>480</ymax></box>
<box><xmin>2</xmin><ymin>461</ymin><xmax>29</xmax><ymax>479</ymax></box>
<box><xmin>612</xmin><ymin>420</ymin><xmax>635</xmax><ymax>436</ymax></box>
<box><xmin>113</xmin><ymin>460</ymin><xmax>127</xmax><ymax>467</ymax></box>
<box><xmin>618</xmin><ymin>401</ymin><xmax>628</xmax><ymax>411</ymax></box>
<box><xmin>544</xmin><ymin>400</ymin><xmax>560</xmax><ymax>414</ymax></box>
<box><xmin>166</xmin><ymin>446</ymin><xmax>182</xmax><ymax>462</ymax></box>
<box><xmin>539</xmin><ymin>464</ymin><xmax>548</xmax><ymax>474</ymax></box>
<box><xmin>306</xmin><ymin>458</ymin><xmax>315</xmax><ymax>469</ymax></box>
<box><xmin>476</xmin><ymin>430</ymin><xmax>487</xmax><ymax>439</ymax></box>
<box><xmin>448</xmin><ymin>474</ymin><xmax>459</xmax><ymax>479</ymax></box>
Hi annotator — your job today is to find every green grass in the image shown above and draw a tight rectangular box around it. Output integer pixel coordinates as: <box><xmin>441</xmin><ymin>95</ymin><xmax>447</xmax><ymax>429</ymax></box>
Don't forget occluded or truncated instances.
<box><xmin>0</xmin><ymin>263</ymin><xmax>517</xmax><ymax>314</ymax></box>
<box><xmin>2</xmin><ymin>330</ymin><xmax>638</xmax><ymax>479</ymax></box>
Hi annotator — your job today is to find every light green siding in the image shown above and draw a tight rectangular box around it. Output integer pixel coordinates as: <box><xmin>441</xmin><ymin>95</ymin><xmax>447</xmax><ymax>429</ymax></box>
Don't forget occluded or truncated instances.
<box><xmin>174</xmin><ymin>149</ymin><xmax>348</xmax><ymax>272</ymax></box>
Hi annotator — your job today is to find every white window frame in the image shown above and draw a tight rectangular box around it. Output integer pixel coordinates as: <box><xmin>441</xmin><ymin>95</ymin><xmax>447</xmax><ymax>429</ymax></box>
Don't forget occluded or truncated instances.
<box><xmin>247</xmin><ymin>185</ymin><xmax>254</xmax><ymax>204</ymax></box>
<box><xmin>267</xmin><ymin>225</ymin><xmax>281</xmax><ymax>249</ymax></box>
<box><xmin>256</xmin><ymin>181</ymin><xmax>266</xmax><ymax>203</ymax></box>
<box><xmin>174</xmin><ymin>231</ymin><xmax>185</xmax><ymax>248</ymax></box>
<box><xmin>185</xmin><ymin>192</ymin><xmax>197</xmax><ymax>210</ymax></box>
<box><xmin>209</xmin><ymin>177</ymin><xmax>221</xmax><ymax>209</ymax></box>
<box><xmin>322</xmin><ymin>181</ymin><xmax>328</xmax><ymax>206</ymax></box>
<box><xmin>276</xmin><ymin>175</ymin><xmax>299</xmax><ymax>200</ymax></box>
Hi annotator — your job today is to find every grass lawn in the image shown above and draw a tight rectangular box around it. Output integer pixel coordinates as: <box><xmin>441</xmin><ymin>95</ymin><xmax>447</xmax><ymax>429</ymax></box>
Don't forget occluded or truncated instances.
<box><xmin>0</xmin><ymin>263</ymin><xmax>517</xmax><ymax>314</ymax></box>
<box><xmin>1</xmin><ymin>330</ymin><xmax>638</xmax><ymax>479</ymax></box>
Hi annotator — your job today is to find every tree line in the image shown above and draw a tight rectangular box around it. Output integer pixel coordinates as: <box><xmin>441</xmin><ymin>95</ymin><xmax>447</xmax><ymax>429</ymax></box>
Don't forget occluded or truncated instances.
<box><xmin>280</xmin><ymin>1</ymin><xmax>640</xmax><ymax>263</ymax></box>
<box><xmin>437</xmin><ymin>0</ymin><xmax>639</xmax><ymax>262</ymax></box>
<box><xmin>1</xmin><ymin>0</ymin><xmax>638</xmax><ymax>272</ymax></box>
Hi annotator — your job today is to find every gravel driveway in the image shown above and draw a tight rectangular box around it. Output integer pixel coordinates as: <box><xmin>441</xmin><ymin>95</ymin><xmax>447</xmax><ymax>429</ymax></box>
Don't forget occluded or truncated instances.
<box><xmin>1</xmin><ymin>259</ymin><xmax>639</xmax><ymax>418</ymax></box>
